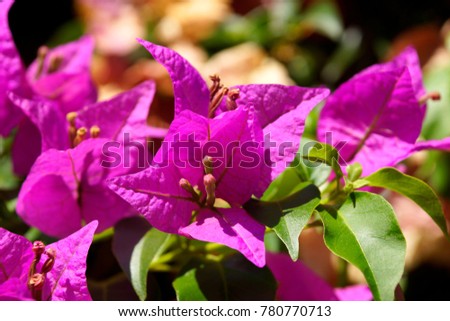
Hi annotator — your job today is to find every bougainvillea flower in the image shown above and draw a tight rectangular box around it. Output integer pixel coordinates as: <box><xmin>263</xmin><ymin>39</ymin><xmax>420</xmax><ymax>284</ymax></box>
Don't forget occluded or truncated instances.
<box><xmin>15</xmin><ymin>80</ymin><xmax>163</xmax><ymax>237</ymax></box>
<box><xmin>109</xmin><ymin>40</ymin><xmax>329</xmax><ymax>267</ymax></box>
<box><xmin>0</xmin><ymin>221</ymin><xmax>97</xmax><ymax>300</ymax></box>
<box><xmin>318</xmin><ymin>47</ymin><xmax>450</xmax><ymax>176</ymax></box>
<box><xmin>0</xmin><ymin>0</ymin><xmax>97</xmax><ymax>175</ymax></box>
<box><xmin>137</xmin><ymin>39</ymin><xmax>329</xmax><ymax>182</ymax></box>
<box><xmin>266</xmin><ymin>252</ymin><xmax>373</xmax><ymax>301</ymax></box>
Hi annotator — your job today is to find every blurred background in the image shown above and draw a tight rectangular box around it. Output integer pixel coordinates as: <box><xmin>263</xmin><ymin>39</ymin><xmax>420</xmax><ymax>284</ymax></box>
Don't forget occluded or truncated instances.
<box><xmin>5</xmin><ymin>0</ymin><xmax>450</xmax><ymax>300</ymax></box>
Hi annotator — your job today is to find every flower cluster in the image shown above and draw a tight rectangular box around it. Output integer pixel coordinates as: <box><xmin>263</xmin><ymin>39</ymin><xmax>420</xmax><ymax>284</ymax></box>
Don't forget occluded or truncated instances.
<box><xmin>1</xmin><ymin>0</ymin><xmax>449</xmax><ymax>301</ymax></box>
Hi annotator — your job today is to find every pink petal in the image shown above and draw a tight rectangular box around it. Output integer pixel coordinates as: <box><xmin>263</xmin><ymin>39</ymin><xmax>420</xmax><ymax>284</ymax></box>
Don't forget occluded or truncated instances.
<box><xmin>216</xmin><ymin>85</ymin><xmax>329</xmax><ymax>128</ymax></box>
<box><xmin>152</xmin><ymin>109</ymin><xmax>209</xmax><ymax>186</ymax></box>
<box><xmin>11</xmin><ymin>118</ymin><xmax>42</xmax><ymax>176</ymax></box>
<box><xmin>26</xmin><ymin>36</ymin><xmax>97</xmax><ymax>114</ymax></box>
<box><xmin>17</xmin><ymin>171</ymin><xmax>83</xmax><ymax>238</ymax></box>
<box><xmin>180</xmin><ymin>208</ymin><xmax>266</xmax><ymax>267</ymax></box>
<box><xmin>318</xmin><ymin>67</ymin><xmax>421</xmax><ymax>176</ymax></box>
<box><xmin>358</xmin><ymin>46</ymin><xmax>425</xmax><ymax>100</ymax></box>
<box><xmin>0</xmin><ymin>227</ymin><xmax>33</xmax><ymax>285</ymax></box>
<box><xmin>0</xmin><ymin>0</ymin><xmax>29</xmax><ymax>136</ymax></box>
<box><xmin>214</xmin><ymin>85</ymin><xmax>329</xmax><ymax>193</ymax></box>
<box><xmin>266</xmin><ymin>252</ymin><xmax>338</xmax><ymax>300</ymax></box>
<box><xmin>8</xmin><ymin>92</ymin><xmax>69</xmax><ymax>151</ymax></box>
<box><xmin>108</xmin><ymin>163</ymin><xmax>200</xmax><ymax>234</ymax></box>
<box><xmin>137</xmin><ymin>39</ymin><xmax>209</xmax><ymax>117</ymax></box>
<box><xmin>334</xmin><ymin>285</ymin><xmax>373</xmax><ymax>301</ymax></box>
<box><xmin>209</xmin><ymin>107</ymin><xmax>266</xmax><ymax>204</ymax></box>
<box><xmin>412</xmin><ymin>137</ymin><xmax>450</xmax><ymax>152</ymax></box>
<box><xmin>43</xmin><ymin>221</ymin><xmax>98</xmax><ymax>301</ymax></box>
<box><xmin>76</xmin><ymin>80</ymin><xmax>162</xmax><ymax>141</ymax></box>
<box><xmin>27</xmin><ymin>35</ymin><xmax>95</xmax><ymax>77</ymax></box>
<box><xmin>77</xmin><ymin>140</ymin><xmax>140</xmax><ymax>232</ymax></box>
<box><xmin>261</xmin><ymin>87</ymin><xmax>329</xmax><ymax>182</ymax></box>
<box><xmin>31</xmin><ymin>72</ymin><xmax>97</xmax><ymax>114</ymax></box>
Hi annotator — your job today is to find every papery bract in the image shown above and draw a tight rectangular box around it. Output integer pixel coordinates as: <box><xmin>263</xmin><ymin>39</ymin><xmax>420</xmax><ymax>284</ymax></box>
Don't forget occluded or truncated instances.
<box><xmin>15</xmin><ymin>81</ymin><xmax>162</xmax><ymax>237</ymax></box>
<box><xmin>0</xmin><ymin>221</ymin><xmax>97</xmax><ymax>300</ymax></box>
<box><xmin>10</xmin><ymin>80</ymin><xmax>162</xmax><ymax>152</ymax></box>
<box><xmin>0</xmin><ymin>0</ymin><xmax>28</xmax><ymax>136</ymax></box>
<box><xmin>266</xmin><ymin>252</ymin><xmax>372</xmax><ymax>301</ymax></box>
<box><xmin>109</xmin><ymin>40</ymin><xmax>329</xmax><ymax>267</ymax></box>
<box><xmin>17</xmin><ymin>139</ymin><xmax>138</xmax><ymax>237</ymax></box>
<box><xmin>318</xmin><ymin>47</ymin><xmax>450</xmax><ymax>176</ymax></box>
<box><xmin>0</xmin><ymin>0</ymin><xmax>97</xmax><ymax>175</ymax></box>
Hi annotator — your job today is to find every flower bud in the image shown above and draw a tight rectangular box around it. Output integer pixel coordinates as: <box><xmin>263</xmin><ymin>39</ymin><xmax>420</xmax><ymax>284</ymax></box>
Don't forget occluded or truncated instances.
<box><xmin>204</xmin><ymin>174</ymin><xmax>216</xmax><ymax>207</ymax></box>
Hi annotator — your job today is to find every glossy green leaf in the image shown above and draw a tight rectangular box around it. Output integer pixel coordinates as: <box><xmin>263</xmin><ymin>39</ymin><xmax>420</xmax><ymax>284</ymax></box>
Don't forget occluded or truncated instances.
<box><xmin>246</xmin><ymin>184</ymin><xmax>321</xmax><ymax>260</ymax></box>
<box><xmin>355</xmin><ymin>167</ymin><xmax>448</xmax><ymax>236</ymax></box>
<box><xmin>319</xmin><ymin>192</ymin><xmax>406</xmax><ymax>301</ymax></box>
<box><xmin>302</xmin><ymin>141</ymin><xmax>343</xmax><ymax>178</ymax></box>
<box><xmin>130</xmin><ymin>227</ymin><xmax>171</xmax><ymax>300</ymax></box>
<box><xmin>261</xmin><ymin>167</ymin><xmax>306</xmax><ymax>201</ymax></box>
<box><xmin>173</xmin><ymin>255</ymin><xmax>277</xmax><ymax>301</ymax></box>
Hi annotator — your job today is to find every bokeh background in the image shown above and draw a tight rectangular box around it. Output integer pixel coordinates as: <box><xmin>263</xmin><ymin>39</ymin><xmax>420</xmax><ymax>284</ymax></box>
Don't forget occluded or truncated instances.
<box><xmin>4</xmin><ymin>0</ymin><xmax>450</xmax><ymax>300</ymax></box>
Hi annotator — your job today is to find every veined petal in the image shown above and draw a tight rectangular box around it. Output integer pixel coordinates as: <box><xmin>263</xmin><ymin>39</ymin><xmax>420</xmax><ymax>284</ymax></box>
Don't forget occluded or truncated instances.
<box><xmin>260</xmin><ymin>86</ymin><xmax>329</xmax><ymax>182</ymax></box>
<box><xmin>318</xmin><ymin>67</ymin><xmax>421</xmax><ymax>176</ymax></box>
<box><xmin>180</xmin><ymin>207</ymin><xmax>266</xmax><ymax>267</ymax></box>
<box><xmin>215</xmin><ymin>84</ymin><xmax>329</xmax><ymax>128</ymax></box>
<box><xmin>358</xmin><ymin>46</ymin><xmax>425</xmax><ymax>100</ymax></box>
<box><xmin>43</xmin><ymin>221</ymin><xmax>97</xmax><ymax>301</ymax></box>
<box><xmin>108</xmin><ymin>164</ymin><xmax>200</xmax><ymax>233</ymax></box>
<box><xmin>76</xmin><ymin>139</ymin><xmax>139</xmax><ymax>232</ymax></box>
<box><xmin>137</xmin><ymin>39</ymin><xmax>209</xmax><ymax>117</ymax></box>
<box><xmin>0</xmin><ymin>223</ymin><xmax>96</xmax><ymax>301</ymax></box>
<box><xmin>209</xmin><ymin>106</ymin><xmax>266</xmax><ymax>204</ymax></box>
<box><xmin>8</xmin><ymin>92</ymin><xmax>69</xmax><ymax>151</ymax></box>
<box><xmin>213</xmin><ymin>85</ymin><xmax>329</xmax><ymax>192</ymax></box>
<box><xmin>0</xmin><ymin>227</ymin><xmax>33</xmax><ymax>285</ymax></box>
<box><xmin>153</xmin><ymin>109</ymin><xmax>208</xmax><ymax>187</ymax></box>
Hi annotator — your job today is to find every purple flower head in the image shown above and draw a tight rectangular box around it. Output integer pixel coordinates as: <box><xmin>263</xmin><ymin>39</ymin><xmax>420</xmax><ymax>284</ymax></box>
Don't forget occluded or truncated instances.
<box><xmin>15</xmin><ymin>81</ymin><xmax>161</xmax><ymax>237</ymax></box>
<box><xmin>318</xmin><ymin>47</ymin><xmax>450</xmax><ymax>176</ymax></box>
<box><xmin>109</xmin><ymin>40</ymin><xmax>329</xmax><ymax>267</ymax></box>
<box><xmin>0</xmin><ymin>0</ymin><xmax>97</xmax><ymax>175</ymax></box>
<box><xmin>0</xmin><ymin>221</ymin><xmax>97</xmax><ymax>301</ymax></box>
<box><xmin>266</xmin><ymin>252</ymin><xmax>372</xmax><ymax>301</ymax></box>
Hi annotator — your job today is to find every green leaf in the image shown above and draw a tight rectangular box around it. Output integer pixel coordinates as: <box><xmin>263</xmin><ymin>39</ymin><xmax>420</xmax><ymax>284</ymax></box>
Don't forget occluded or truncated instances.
<box><xmin>302</xmin><ymin>141</ymin><xmax>343</xmax><ymax>178</ymax></box>
<box><xmin>261</xmin><ymin>168</ymin><xmax>308</xmax><ymax>201</ymax></box>
<box><xmin>355</xmin><ymin>167</ymin><xmax>448</xmax><ymax>236</ymax></box>
<box><xmin>173</xmin><ymin>255</ymin><xmax>277</xmax><ymax>301</ymax></box>
<box><xmin>245</xmin><ymin>184</ymin><xmax>321</xmax><ymax>260</ymax></box>
<box><xmin>130</xmin><ymin>228</ymin><xmax>172</xmax><ymax>301</ymax></box>
<box><xmin>319</xmin><ymin>192</ymin><xmax>406</xmax><ymax>301</ymax></box>
<box><xmin>173</xmin><ymin>261</ymin><xmax>223</xmax><ymax>301</ymax></box>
